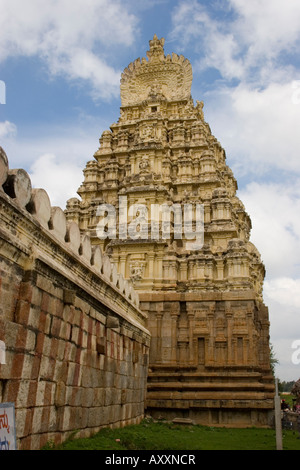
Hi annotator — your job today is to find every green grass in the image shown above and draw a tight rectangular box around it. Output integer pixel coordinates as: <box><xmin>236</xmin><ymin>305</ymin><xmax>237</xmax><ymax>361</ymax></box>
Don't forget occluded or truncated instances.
<box><xmin>43</xmin><ymin>418</ymin><xmax>300</xmax><ymax>451</ymax></box>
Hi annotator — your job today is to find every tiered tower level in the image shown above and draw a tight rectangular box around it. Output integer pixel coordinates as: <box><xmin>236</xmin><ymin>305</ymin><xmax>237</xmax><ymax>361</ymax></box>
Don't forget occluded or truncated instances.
<box><xmin>66</xmin><ymin>36</ymin><xmax>275</xmax><ymax>426</ymax></box>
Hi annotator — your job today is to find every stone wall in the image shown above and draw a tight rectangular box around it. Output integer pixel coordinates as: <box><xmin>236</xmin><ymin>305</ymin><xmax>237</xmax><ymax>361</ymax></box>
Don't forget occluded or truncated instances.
<box><xmin>0</xmin><ymin>147</ymin><xmax>150</xmax><ymax>450</ymax></box>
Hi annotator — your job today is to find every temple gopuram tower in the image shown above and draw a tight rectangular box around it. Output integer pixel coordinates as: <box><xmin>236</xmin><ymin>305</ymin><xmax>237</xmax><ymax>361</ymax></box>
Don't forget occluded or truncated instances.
<box><xmin>65</xmin><ymin>35</ymin><xmax>275</xmax><ymax>426</ymax></box>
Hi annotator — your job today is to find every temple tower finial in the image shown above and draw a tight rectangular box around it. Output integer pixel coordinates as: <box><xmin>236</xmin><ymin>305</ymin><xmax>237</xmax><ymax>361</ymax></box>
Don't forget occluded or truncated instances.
<box><xmin>147</xmin><ymin>34</ymin><xmax>165</xmax><ymax>62</ymax></box>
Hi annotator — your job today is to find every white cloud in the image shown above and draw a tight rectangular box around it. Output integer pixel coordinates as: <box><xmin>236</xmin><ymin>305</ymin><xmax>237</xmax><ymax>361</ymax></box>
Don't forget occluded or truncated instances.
<box><xmin>48</xmin><ymin>48</ymin><xmax>121</xmax><ymax>101</ymax></box>
<box><xmin>170</xmin><ymin>1</ymin><xmax>245</xmax><ymax>81</ymax></box>
<box><xmin>171</xmin><ymin>0</ymin><xmax>300</xmax><ymax>85</ymax></box>
<box><xmin>29</xmin><ymin>153</ymin><xmax>83</xmax><ymax>208</ymax></box>
<box><xmin>231</xmin><ymin>0</ymin><xmax>300</xmax><ymax>60</ymax></box>
<box><xmin>265</xmin><ymin>287</ymin><xmax>300</xmax><ymax>381</ymax></box>
<box><xmin>271</xmin><ymin>337</ymin><xmax>300</xmax><ymax>382</ymax></box>
<box><xmin>265</xmin><ymin>278</ymin><xmax>300</xmax><ymax>309</ymax></box>
<box><xmin>1</xmin><ymin>119</ymin><xmax>101</xmax><ymax>208</ymax></box>
<box><xmin>0</xmin><ymin>0</ymin><xmax>138</xmax><ymax>99</ymax></box>
<box><xmin>237</xmin><ymin>180</ymin><xmax>300</xmax><ymax>381</ymax></box>
<box><xmin>170</xmin><ymin>1</ymin><xmax>300</xmax><ymax>180</ymax></box>
<box><xmin>204</xmin><ymin>81</ymin><xmax>300</xmax><ymax>178</ymax></box>
<box><xmin>239</xmin><ymin>181</ymin><xmax>300</xmax><ymax>279</ymax></box>
<box><xmin>0</xmin><ymin>121</ymin><xmax>17</xmax><ymax>139</ymax></box>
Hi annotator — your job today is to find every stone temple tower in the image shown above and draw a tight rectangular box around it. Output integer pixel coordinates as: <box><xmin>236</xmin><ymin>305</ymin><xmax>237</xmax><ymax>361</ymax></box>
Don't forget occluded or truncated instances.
<box><xmin>65</xmin><ymin>35</ymin><xmax>275</xmax><ymax>426</ymax></box>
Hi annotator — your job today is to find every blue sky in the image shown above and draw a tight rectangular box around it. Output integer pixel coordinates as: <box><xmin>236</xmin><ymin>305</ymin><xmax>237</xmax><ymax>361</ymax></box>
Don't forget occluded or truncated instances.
<box><xmin>1</xmin><ymin>0</ymin><xmax>300</xmax><ymax>381</ymax></box>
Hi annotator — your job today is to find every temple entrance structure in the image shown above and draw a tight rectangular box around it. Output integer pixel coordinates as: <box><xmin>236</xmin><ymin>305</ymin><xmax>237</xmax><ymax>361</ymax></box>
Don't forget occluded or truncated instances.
<box><xmin>65</xmin><ymin>35</ymin><xmax>275</xmax><ymax>427</ymax></box>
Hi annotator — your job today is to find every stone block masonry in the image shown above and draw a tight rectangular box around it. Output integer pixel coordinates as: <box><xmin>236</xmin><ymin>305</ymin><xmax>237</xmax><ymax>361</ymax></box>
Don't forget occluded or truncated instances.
<box><xmin>0</xmin><ymin>146</ymin><xmax>150</xmax><ymax>450</ymax></box>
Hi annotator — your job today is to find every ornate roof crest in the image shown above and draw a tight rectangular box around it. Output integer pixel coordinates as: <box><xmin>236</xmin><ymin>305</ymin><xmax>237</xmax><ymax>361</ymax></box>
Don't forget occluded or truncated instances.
<box><xmin>120</xmin><ymin>35</ymin><xmax>193</xmax><ymax>106</ymax></box>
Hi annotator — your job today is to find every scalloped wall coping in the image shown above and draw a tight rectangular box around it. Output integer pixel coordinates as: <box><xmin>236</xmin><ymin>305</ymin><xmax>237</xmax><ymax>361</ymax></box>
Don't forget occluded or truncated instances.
<box><xmin>0</xmin><ymin>146</ymin><xmax>140</xmax><ymax>311</ymax></box>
